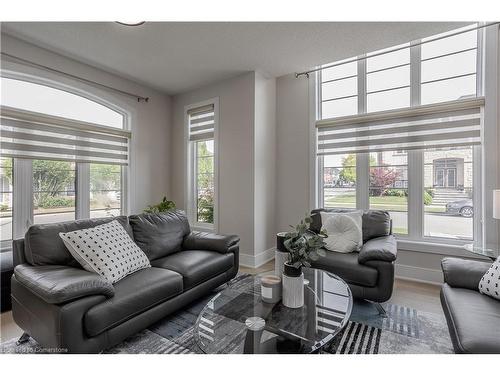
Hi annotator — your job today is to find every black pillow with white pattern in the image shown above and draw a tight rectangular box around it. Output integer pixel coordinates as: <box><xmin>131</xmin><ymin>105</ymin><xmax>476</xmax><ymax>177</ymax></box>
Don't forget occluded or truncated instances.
<box><xmin>478</xmin><ymin>257</ymin><xmax>500</xmax><ymax>301</ymax></box>
<box><xmin>59</xmin><ymin>220</ymin><xmax>150</xmax><ymax>284</ymax></box>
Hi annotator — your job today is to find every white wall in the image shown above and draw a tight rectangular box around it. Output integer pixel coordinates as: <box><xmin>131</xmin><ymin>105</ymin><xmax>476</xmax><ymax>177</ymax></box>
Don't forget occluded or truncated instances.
<box><xmin>275</xmin><ymin>73</ymin><xmax>311</xmax><ymax>232</ymax></box>
<box><xmin>171</xmin><ymin>72</ymin><xmax>256</xmax><ymax>261</ymax></box>
<box><xmin>254</xmin><ymin>72</ymin><xmax>277</xmax><ymax>264</ymax></box>
<box><xmin>1</xmin><ymin>34</ymin><xmax>173</xmax><ymax>215</ymax></box>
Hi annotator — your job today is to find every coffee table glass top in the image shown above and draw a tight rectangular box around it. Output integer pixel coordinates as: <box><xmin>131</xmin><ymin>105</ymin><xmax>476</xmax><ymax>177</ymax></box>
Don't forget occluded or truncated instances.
<box><xmin>194</xmin><ymin>268</ymin><xmax>353</xmax><ymax>354</ymax></box>
<box><xmin>464</xmin><ymin>243</ymin><xmax>500</xmax><ymax>260</ymax></box>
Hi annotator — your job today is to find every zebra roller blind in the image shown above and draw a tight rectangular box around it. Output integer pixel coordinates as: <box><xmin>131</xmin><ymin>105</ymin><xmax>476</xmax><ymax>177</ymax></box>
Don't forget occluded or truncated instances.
<box><xmin>316</xmin><ymin>98</ymin><xmax>484</xmax><ymax>155</ymax></box>
<box><xmin>188</xmin><ymin>104</ymin><xmax>215</xmax><ymax>141</ymax></box>
<box><xmin>0</xmin><ymin>105</ymin><xmax>130</xmax><ymax>165</ymax></box>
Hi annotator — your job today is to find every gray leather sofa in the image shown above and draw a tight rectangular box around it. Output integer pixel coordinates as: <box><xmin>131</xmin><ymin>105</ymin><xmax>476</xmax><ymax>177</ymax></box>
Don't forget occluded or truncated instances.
<box><xmin>440</xmin><ymin>257</ymin><xmax>500</xmax><ymax>354</ymax></box>
<box><xmin>11</xmin><ymin>210</ymin><xmax>239</xmax><ymax>353</ymax></box>
<box><xmin>309</xmin><ymin>208</ymin><xmax>397</xmax><ymax>304</ymax></box>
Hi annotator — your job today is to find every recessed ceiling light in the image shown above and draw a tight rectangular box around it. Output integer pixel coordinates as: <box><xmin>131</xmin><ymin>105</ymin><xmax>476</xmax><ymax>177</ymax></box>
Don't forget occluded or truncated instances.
<box><xmin>115</xmin><ymin>21</ymin><xmax>146</xmax><ymax>26</ymax></box>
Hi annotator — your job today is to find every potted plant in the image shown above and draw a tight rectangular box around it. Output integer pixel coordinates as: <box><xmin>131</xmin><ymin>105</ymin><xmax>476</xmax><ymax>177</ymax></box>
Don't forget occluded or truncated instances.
<box><xmin>281</xmin><ymin>215</ymin><xmax>327</xmax><ymax>308</ymax></box>
<box><xmin>144</xmin><ymin>197</ymin><xmax>176</xmax><ymax>213</ymax></box>
<box><xmin>274</xmin><ymin>232</ymin><xmax>290</xmax><ymax>277</ymax></box>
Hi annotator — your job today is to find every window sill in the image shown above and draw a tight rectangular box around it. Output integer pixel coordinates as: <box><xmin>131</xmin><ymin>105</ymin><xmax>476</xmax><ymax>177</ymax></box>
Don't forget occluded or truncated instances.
<box><xmin>396</xmin><ymin>238</ymin><xmax>485</xmax><ymax>259</ymax></box>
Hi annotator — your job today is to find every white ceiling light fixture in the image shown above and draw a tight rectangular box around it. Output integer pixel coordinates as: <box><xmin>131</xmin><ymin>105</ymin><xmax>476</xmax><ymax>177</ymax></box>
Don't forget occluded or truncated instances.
<box><xmin>115</xmin><ymin>21</ymin><xmax>146</xmax><ymax>26</ymax></box>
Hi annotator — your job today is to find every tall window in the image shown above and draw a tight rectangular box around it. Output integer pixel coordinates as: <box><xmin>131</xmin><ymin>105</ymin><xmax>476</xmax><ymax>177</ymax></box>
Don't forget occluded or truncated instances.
<box><xmin>369</xmin><ymin>151</ymin><xmax>408</xmax><ymax>235</ymax></box>
<box><xmin>323</xmin><ymin>154</ymin><xmax>356</xmax><ymax>209</ymax></box>
<box><xmin>90</xmin><ymin>164</ymin><xmax>122</xmax><ymax>218</ymax></box>
<box><xmin>195</xmin><ymin>140</ymin><xmax>215</xmax><ymax>223</ymax></box>
<box><xmin>0</xmin><ymin>76</ymin><xmax>128</xmax><ymax>249</ymax></box>
<box><xmin>186</xmin><ymin>100</ymin><xmax>217</xmax><ymax>228</ymax></box>
<box><xmin>424</xmin><ymin>146</ymin><xmax>474</xmax><ymax>240</ymax></box>
<box><xmin>421</xmin><ymin>28</ymin><xmax>478</xmax><ymax>105</ymax></box>
<box><xmin>321</xmin><ymin>60</ymin><xmax>358</xmax><ymax>119</ymax></box>
<box><xmin>366</xmin><ymin>44</ymin><xmax>411</xmax><ymax>112</ymax></box>
<box><xmin>33</xmin><ymin>160</ymin><xmax>76</xmax><ymax>225</ymax></box>
<box><xmin>317</xmin><ymin>24</ymin><xmax>482</xmax><ymax>245</ymax></box>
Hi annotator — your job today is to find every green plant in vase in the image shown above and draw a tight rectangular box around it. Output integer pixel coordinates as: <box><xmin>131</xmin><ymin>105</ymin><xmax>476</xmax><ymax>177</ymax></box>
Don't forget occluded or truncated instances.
<box><xmin>283</xmin><ymin>215</ymin><xmax>327</xmax><ymax>275</ymax></box>
<box><xmin>144</xmin><ymin>197</ymin><xmax>176</xmax><ymax>214</ymax></box>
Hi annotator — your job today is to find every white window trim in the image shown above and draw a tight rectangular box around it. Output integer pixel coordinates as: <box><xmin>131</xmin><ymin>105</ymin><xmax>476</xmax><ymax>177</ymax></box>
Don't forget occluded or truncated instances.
<box><xmin>184</xmin><ymin>97</ymin><xmax>219</xmax><ymax>232</ymax></box>
<box><xmin>0</xmin><ymin>71</ymin><xmax>130</xmax><ymax>251</ymax></box>
<box><xmin>311</xmin><ymin>26</ymin><xmax>495</xmax><ymax>254</ymax></box>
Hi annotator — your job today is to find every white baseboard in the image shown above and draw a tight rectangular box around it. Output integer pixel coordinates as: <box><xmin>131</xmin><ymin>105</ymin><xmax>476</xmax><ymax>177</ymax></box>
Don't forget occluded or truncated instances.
<box><xmin>395</xmin><ymin>263</ymin><xmax>443</xmax><ymax>285</ymax></box>
<box><xmin>240</xmin><ymin>247</ymin><xmax>275</xmax><ymax>268</ymax></box>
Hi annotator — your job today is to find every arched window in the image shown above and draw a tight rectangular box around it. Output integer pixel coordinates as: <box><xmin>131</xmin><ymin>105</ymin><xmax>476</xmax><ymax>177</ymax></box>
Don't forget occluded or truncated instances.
<box><xmin>1</xmin><ymin>76</ymin><xmax>129</xmax><ymax>248</ymax></box>
<box><xmin>1</xmin><ymin>77</ymin><xmax>124</xmax><ymax>128</ymax></box>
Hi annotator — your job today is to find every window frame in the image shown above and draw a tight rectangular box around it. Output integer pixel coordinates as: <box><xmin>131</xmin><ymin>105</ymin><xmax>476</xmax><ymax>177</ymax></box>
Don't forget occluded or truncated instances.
<box><xmin>0</xmin><ymin>72</ymin><xmax>129</xmax><ymax>252</ymax></box>
<box><xmin>313</xmin><ymin>25</ymin><xmax>486</xmax><ymax>250</ymax></box>
<box><xmin>184</xmin><ymin>98</ymin><xmax>219</xmax><ymax>232</ymax></box>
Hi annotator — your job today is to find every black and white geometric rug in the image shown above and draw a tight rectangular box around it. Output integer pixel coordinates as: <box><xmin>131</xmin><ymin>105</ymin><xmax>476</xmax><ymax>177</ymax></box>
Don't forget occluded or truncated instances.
<box><xmin>324</xmin><ymin>301</ymin><xmax>452</xmax><ymax>354</ymax></box>
<box><xmin>0</xmin><ymin>274</ymin><xmax>453</xmax><ymax>354</ymax></box>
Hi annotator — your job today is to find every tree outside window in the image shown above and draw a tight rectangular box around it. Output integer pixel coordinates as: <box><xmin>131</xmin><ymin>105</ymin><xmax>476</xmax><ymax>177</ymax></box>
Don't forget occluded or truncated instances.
<box><xmin>196</xmin><ymin>140</ymin><xmax>214</xmax><ymax>224</ymax></box>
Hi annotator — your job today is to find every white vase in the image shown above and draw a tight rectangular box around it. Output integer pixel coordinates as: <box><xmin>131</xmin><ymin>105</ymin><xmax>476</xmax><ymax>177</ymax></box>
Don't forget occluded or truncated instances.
<box><xmin>282</xmin><ymin>271</ymin><xmax>304</xmax><ymax>308</ymax></box>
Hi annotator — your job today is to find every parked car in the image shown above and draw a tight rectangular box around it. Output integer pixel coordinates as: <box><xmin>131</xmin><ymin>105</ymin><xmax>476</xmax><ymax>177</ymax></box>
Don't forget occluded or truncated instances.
<box><xmin>446</xmin><ymin>199</ymin><xmax>473</xmax><ymax>217</ymax></box>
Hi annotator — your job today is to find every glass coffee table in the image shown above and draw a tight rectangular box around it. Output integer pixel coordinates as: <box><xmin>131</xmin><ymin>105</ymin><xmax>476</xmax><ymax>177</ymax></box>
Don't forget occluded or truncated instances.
<box><xmin>194</xmin><ymin>268</ymin><xmax>353</xmax><ymax>354</ymax></box>
<box><xmin>464</xmin><ymin>244</ymin><xmax>500</xmax><ymax>260</ymax></box>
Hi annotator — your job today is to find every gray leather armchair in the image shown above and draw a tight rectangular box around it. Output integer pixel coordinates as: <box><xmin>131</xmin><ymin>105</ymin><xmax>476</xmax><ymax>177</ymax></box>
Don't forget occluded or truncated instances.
<box><xmin>440</xmin><ymin>257</ymin><xmax>500</xmax><ymax>354</ymax></box>
<box><xmin>11</xmin><ymin>210</ymin><xmax>239</xmax><ymax>353</ymax></box>
<box><xmin>309</xmin><ymin>209</ymin><xmax>397</xmax><ymax>305</ymax></box>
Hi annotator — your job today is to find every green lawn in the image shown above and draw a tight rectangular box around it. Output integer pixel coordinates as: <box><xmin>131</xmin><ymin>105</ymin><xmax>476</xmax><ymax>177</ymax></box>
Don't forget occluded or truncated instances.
<box><xmin>325</xmin><ymin>193</ymin><xmax>445</xmax><ymax>213</ymax></box>
<box><xmin>393</xmin><ymin>227</ymin><xmax>408</xmax><ymax>235</ymax></box>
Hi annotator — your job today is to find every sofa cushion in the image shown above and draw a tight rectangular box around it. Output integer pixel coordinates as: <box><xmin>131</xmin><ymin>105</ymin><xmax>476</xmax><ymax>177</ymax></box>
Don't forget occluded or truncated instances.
<box><xmin>129</xmin><ymin>211</ymin><xmax>190</xmax><ymax>261</ymax></box>
<box><xmin>310</xmin><ymin>251</ymin><xmax>378</xmax><ymax>287</ymax></box>
<box><xmin>441</xmin><ymin>284</ymin><xmax>500</xmax><ymax>353</ymax></box>
<box><xmin>311</xmin><ymin>209</ymin><xmax>391</xmax><ymax>242</ymax></box>
<box><xmin>151</xmin><ymin>250</ymin><xmax>234</xmax><ymax>290</ymax></box>
<box><xmin>24</xmin><ymin>216</ymin><xmax>131</xmax><ymax>266</ymax></box>
<box><xmin>361</xmin><ymin>210</ymin><xmax>392</xmax><ymax>242</ymax></box>
<box><xmin>84</xmin><ymin>267</ymin><xmax>183</xmax><ymax>337</ymax></box>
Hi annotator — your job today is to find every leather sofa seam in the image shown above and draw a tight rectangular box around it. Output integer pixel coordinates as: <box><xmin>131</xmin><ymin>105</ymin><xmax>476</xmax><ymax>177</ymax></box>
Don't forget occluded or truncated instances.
<box><xmin>85</xmin><ymin>287</ymin><xmax>184</xmax><ymax>337</ymax></box>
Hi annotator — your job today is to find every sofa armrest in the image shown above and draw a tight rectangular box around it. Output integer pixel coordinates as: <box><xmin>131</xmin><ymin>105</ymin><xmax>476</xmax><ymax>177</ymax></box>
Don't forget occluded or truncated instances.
<box><xmin>14</xmin><ymin>264</ymin><xmax>114</xmax><ymax>304</ymax></box>
<box><xmin>358</xmin><ymin>235</ymin><xmax>397</xmax><ymax>264</ymax></box>
<box><xmin>441</xmin><ymin>257</ymin><xmax>491</xmax><ymax>291</ymax></box>
<box><xmin>182</xmin><ymin>231</ymin><xmax>240</xmax><ymax>254</ymax></box>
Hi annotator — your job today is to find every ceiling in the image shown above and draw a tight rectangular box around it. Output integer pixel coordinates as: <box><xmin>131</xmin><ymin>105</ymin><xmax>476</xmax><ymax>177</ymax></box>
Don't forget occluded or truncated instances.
<box><xmin>1</xmin><ymin>22</ymin><xmax>470</xmax><ymax>95</ymax></box>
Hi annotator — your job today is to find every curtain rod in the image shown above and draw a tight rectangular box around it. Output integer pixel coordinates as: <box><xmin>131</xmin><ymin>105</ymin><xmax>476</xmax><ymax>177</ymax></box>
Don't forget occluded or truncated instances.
<box><xmin>295</xmin><ymin>22</ymin><xmax>500</xmax><ymax>78</ymax></box>
<box><xmin>1</xmin><ymin>52</ymin><xmax>150</xmax><ymax>102</ymax></box>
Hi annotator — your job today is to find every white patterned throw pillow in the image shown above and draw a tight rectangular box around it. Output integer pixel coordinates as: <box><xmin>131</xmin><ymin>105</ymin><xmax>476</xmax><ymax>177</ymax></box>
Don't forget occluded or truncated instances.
<box><xmin>60</xmin><ymin>220</ymin><xmax>150</xmax><ymax>284</ymax></box>
<box><xmin>321</xmin><ymin>215</ymin><xmax>362</xmax><ymax>253</ymax></box>
<box><xmin>320</xmin><ymin>211</ymin><xmax>363</xmax><ymax>251</ymax></box>
<box><xmin>478</xmin><ymin>257</ymin><xmax>500</xmax><ymax>300</ymax></box>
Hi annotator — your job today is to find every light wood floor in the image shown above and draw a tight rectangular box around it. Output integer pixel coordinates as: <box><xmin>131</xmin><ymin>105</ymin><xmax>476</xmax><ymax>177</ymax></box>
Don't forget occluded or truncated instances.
<box><xmin>1</xmin><ymin>260</ymin><xmax>442</xmax><ymax>343</ymax></box>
